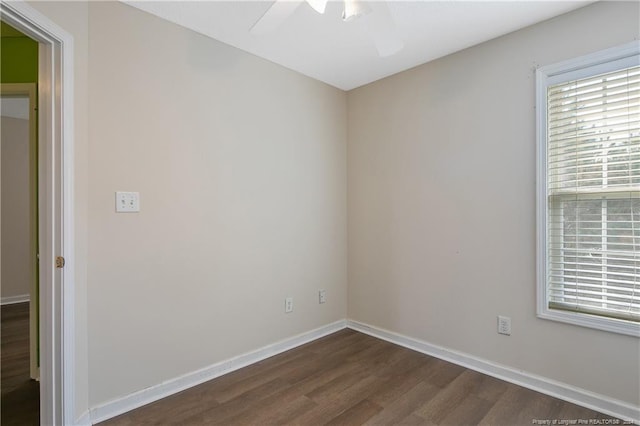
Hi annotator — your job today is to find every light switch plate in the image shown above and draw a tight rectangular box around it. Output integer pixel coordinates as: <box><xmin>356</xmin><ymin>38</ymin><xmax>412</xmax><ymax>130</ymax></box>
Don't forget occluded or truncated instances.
<box><xmin>116</xmin><ymin>191</ymin><xmax>140</xmax><ymax>213</ymax></box>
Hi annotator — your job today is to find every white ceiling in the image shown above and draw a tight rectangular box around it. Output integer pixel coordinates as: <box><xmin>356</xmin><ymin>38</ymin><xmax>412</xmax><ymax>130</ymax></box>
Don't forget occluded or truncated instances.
<box><xmin>123</xmin><ymin>0</ymin><xmax>594</xmax><ymax>91</ymax></box>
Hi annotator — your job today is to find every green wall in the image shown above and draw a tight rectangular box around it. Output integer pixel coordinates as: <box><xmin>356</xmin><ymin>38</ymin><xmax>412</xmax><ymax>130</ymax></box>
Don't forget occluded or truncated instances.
<box><xmin>1</xmin><ymin>21</ymin><xmax>38</xmax><ymax>83</ymax></box>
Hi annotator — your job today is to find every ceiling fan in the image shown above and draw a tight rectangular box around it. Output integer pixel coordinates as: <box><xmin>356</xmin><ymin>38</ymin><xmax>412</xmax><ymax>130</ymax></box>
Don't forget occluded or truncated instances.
<box><xmin>250</xmin><ymin>0</ymin><xmax>405</xmax><ymax>57</ymax></box>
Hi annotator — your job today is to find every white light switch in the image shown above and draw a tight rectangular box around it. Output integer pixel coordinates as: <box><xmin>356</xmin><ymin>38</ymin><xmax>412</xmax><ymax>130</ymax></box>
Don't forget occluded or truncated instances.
<box><xmin>115</xmin><ymin>191</ymin><xmax>140</xmax><ymax>213</ymax></box>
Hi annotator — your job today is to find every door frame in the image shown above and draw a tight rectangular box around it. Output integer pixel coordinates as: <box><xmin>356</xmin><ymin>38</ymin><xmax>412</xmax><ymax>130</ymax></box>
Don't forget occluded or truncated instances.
<box><xmin>0</xmin><ymin>82</ymin><xmax>38</xmax><ymax>381</ymax></box>
<box><xmin>0</xmin><ymin>2</ymin><xmax>76</xmax><ymax>424</ymax></box>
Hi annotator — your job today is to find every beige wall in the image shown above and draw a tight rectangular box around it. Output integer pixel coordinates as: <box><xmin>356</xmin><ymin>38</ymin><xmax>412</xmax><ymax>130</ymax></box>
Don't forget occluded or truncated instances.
<box><xmin>347</xmin><ymin>1</ymin><xmax>640</xmax><ymax>407</ymax></box>
<box><xmin>17</xmin><ymin>0</ymin><xmax>640</xmax><ymax>418</ymax></box>
<box><xmin>26</xmin><ymin>1</ymin><xmax>90</xmax><ymax>419</ymax></box>
<box><xmin>1</xmin><ymin>115</ymin><xmax>31</xmax><ymax>300</ymax></box>
<box><xmin>87</xmin><ymin>2</ymin><xmax>347</xmax><ymax>406</ymax></box>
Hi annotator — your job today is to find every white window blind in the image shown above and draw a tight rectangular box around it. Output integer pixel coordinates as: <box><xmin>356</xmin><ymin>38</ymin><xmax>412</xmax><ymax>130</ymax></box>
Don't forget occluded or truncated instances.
<box><xmin>546</xmin><ymin>65</ymin><xmax>640</xmax><ymax>322</ymax></box>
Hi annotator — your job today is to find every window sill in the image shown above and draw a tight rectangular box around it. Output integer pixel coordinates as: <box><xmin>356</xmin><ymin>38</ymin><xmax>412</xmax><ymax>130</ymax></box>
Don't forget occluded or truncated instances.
<box><xmin>537</xmin><ymin>307</ymin><xmax>640</xmax><ymax>337</ymax></box>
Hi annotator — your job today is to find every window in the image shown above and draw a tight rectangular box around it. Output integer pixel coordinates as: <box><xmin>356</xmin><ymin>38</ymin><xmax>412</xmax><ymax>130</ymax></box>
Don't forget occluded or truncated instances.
<box><xmin>536</xmin><ymin>42</ymin><xmax>640</xmax><ymax>336</ymax></box>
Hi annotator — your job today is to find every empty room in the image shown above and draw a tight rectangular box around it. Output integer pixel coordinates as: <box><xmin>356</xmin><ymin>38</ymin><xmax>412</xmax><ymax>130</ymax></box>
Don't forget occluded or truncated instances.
<box><xmin>0</xmin><ymin>0</ymin><xmax>638</xmax><ymax>425</ymax></box>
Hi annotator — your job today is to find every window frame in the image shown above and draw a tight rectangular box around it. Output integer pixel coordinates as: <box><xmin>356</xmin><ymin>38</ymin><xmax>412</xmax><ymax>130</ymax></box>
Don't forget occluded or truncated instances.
<box><xmin>536</xmin><ymin>41</ymin><xmax>640</xmax><ymax>337</ymax></box>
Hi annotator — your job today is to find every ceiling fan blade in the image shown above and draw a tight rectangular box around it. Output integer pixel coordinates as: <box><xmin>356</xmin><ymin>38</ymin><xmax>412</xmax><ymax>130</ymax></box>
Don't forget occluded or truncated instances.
<box><xmin>250</xmin><ymin>0</ymin><xmax>304</xmax><ymax>36</ymax></box>
<box><xmin>363</xmin><ymin>2</ymin><xmax>404</xmax><ymax>57</ymax></box>
<box><xmin>305</xmin><ymin>0</ymin><xmax>328</xmax><ymax>14</ymax></box>
<box><xmin>342</xmin><ymin>0</ymin><xmax>371</xmax><ymax>22</ymax></box>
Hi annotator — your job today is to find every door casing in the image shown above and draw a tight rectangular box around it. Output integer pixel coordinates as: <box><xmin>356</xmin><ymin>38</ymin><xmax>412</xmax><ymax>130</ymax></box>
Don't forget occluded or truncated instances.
<box><xmin>0</xmin><ymin>1</ymin><xmax>77</xmax><ymax>424</ymax></box>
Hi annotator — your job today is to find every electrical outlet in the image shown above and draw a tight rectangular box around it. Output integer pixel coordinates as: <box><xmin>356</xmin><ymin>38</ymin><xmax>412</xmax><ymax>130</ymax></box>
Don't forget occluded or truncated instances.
<box><xmin>497</xmin><ymin>315</ymin><xmax>511</xmax><ymax>335</ymax></box>
<box><xmin>115</xmin><ymin>191</ymin><xmax>140</xmax><ymax>212</ymax></box>
<box><xmin>319</xmin><ymin>289</ymin><xmax>326</xmax><ymax>304</ymax></box>
<box><xmin>285</xmin><ymin>297</ymin><xmax>293</xmax><ymax>313</ymax></box>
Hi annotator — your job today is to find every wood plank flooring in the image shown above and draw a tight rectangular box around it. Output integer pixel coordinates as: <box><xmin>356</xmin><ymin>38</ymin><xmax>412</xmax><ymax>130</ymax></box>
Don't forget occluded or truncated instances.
<box><xmin>1</xmin><ymin>302</ymin><xmax>39</xmax><ymax>426</ymax></box>
<box><xmin>100</xmin><ymin>328</ymin><xmax>618</xmax><ymax>426</ymax></box>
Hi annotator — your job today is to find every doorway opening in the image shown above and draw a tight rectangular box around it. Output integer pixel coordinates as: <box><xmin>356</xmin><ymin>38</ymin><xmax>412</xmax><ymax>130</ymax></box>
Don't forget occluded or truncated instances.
<box><xmin>1</xmin><ymin>80</ymin><xmax>39</xmax><ymax>425</ymax></box>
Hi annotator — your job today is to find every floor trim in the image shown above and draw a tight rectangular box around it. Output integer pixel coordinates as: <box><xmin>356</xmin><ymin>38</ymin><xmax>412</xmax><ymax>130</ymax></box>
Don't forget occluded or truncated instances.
<box><xmin>75</xmin><ymin>411</ymin><xmax>91</xmax><ymax>426</ymax></box>
<box><xmin>88</xmin><ymin>318</ymin><xmax>639</xmax><ymax>424</ymax></box>
<box><xmin>346</xmin><ymin>319</ymin><xmax>640</xmax><ymax>424</ymax></box>
<box><xmin>1</xmin><ymin>294</ymin><xmax>30</xmax><ymax>305</ymax></box>
<box><xmin>89</xmin><ymin>320</ymin><xmax>347</xmax><ymax>424</ymax></box>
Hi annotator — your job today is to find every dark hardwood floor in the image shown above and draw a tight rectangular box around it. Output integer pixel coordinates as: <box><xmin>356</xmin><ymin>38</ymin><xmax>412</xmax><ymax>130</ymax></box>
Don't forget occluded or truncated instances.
<box><xmin>1</xmin><ymin>302</ymin><xmax>39</xmax><ymax>426</ymax></box>
<box><xmin>100</xmin><ymin>328</ymin><xmax>617</xmax><ymax>426</ymax></box>
<box><xmin>1</xmin><ymin>304</ymin><xmax>618</xmax><ymax>425</ymax></box>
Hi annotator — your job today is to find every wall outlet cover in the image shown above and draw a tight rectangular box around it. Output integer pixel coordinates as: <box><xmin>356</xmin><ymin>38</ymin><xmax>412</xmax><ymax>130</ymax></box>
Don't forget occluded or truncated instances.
<box><xmin>497</xmin><ymin>315</ymin><xmax>511</xmax><ymax>335</ymax></box>
<box><xmin>116</xmin><ymin>191</ymin><xmax>140</xmax><ymax>213</ymax></box>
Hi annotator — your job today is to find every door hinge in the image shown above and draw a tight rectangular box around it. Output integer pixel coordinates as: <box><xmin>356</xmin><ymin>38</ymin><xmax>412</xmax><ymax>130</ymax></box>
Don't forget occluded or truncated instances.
<box><xmin>56</xmin><ymin>256</ymin><xmax>65</xmax><ymax>268</ymax></box>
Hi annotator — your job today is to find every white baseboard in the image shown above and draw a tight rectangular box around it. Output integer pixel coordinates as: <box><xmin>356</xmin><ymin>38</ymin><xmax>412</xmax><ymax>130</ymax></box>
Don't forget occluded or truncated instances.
<box><xmin>87</xmin><ymin>318</ymin><xmax>639</xmax><ymax>425</ymax></box>
<box><xmin>75</xmin><ymin>410</ymin><xmax>91</xmax><ymax>426</ymax></box>
<box><xmin>347</xmin><ymin>319</ymin><xmax>640</xmax><ymax>424</ymax></box>
<box><xmin>89</xmin><ymin>320</ymin><xmax>347</xmax><ymax>424</ymax></box>
<box><xmin>1</xmin><ymin>294</ymin><xmax>30</xmax><ymax>305</ymax></box>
